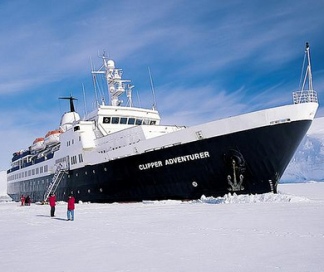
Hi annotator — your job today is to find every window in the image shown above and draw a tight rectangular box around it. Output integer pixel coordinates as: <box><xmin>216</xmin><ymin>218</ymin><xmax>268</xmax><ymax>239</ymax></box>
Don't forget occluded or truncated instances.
<box><xmin>135</xmin><ymin>119</ymin><xmax>143</xmax><ymax>125</ymax></box>
<box><xmin>71</xmin><ymin>156</ymin><xmax>77</xmax><ymax>165</ymax></box>
<box><xmin>103</xmin><ymin>117</ymin><xmax>111</xmax><ymax>124</ymax></box>
<box><xmin>128</xmin><ymin>118</ymin><xmax>135</xmax><ymax>125</ymax></box>
<box><xmin>120</xmin><ymin>117</ymin><xmax>127</xmax><ymax>124</ymax></box>
<box><xmin>112</xmin><ymin>117</ymin><xmax>119</xmax><ymax>124</ymax></box>
<box><xmin>78</xmin><ymin>154</ymin><xmax>83</xmax><ymax>163</ymax></box>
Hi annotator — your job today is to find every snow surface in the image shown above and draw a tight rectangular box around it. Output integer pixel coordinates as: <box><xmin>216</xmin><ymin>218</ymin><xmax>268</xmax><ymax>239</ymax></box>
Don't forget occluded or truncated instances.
<box><xmin>0</xmin><ymin>182</ymin><xmax>323</xmax><ymax>272</ymax></box>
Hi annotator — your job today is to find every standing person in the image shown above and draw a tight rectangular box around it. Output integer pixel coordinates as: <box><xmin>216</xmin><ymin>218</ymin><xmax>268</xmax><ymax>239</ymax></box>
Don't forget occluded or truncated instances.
<box><xmin>20</xmin><ymin>195</ymin><xmax>25</xmax><ymax>206</ymax></box>
<box><xmin>67</xmin><ymin>194</ymin><xmax>75</xmax><ymax>221</ymax></box>
<box><xmin>48</xmin><ymin>193</ymin><xmax>56</xmax><ymax>217</ymax></box>
<box><xmin>25</xmin><ymin>195</ymin><xmax>31</xmax><ymax>206</ymax></box>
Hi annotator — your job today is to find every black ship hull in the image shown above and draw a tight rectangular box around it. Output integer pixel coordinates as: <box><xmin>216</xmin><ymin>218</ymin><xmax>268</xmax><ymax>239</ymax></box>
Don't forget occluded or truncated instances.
<box><xmin>8</xmin><ymin>119</ymin><xmax>311</xmax><ymax>203</ymax></box>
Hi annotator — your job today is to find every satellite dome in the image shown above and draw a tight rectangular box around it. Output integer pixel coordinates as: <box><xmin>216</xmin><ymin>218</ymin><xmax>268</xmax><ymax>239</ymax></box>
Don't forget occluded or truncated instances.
<box><xmin>107</xmin><ymin>60</ymin><xmax>115</xmax><ymax>69</ymax></box>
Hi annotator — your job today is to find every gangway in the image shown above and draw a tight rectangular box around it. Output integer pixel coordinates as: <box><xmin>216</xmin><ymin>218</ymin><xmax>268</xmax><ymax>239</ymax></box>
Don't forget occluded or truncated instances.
<box><xmin>43</xmin><ymin>163</ymin><xmax>68</xmax><ymax>202</ymax></box>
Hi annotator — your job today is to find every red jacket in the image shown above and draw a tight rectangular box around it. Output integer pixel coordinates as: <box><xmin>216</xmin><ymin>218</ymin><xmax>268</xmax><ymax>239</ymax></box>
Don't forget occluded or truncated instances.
<box><xmin>67</xmin><ymin>196</ymin><xmax>75</xmax><ymax>210</ymax></box>
<box><xmin>48</xmin><ymin>195</ymin><xmax>56</xmax><ymax>207</ymax></box>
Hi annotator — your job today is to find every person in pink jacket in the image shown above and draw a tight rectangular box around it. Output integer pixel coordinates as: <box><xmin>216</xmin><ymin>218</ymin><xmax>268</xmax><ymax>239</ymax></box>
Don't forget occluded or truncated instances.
<box><xmin>20</xmin><ymin>195</ymin><xmax>25</xmax><ymax>206</ymax></box>
<box><xmin>67</xmin><ymin>194</ymin><xmax>75</xmax><ymax>221</ymax></box>
<box><xmin>48</xmin><ymin>193</ymin><xmax>56</xmax><ymax>217</ymax></box>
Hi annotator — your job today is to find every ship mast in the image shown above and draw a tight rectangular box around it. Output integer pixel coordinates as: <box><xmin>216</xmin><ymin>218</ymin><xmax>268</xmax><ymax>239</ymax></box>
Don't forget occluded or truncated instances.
<box><xmin>293</xmin><ymin>42</ymin><xmax>318</xmax><ymax>104</ymax></box>
<box><xmin>92</xmin><ymin>54</ymin><xmax>133</xmax><ymax>107</ymax></box>
<box><xmin>301</xmin><ymin>42</ymin><xmax>313</xmax><ymax>91</ymax></box>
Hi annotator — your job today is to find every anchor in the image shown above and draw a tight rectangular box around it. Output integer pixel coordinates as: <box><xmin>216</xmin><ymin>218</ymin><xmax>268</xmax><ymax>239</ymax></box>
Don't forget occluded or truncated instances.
<box><xmin>227</xmin><ymin>159</ymin><xmax>244</xmax><ymax>191</ymax></box>
<box><xmin>224</xmin><ymin>149</ymin><xmax>246</xmax><ymax>192</ymax></box>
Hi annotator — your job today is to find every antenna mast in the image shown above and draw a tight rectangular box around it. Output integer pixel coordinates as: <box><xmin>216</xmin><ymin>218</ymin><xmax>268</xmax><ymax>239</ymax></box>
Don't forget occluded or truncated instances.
<box><xmin>92</xmin><ymin>53</ymin><xmax>132</xmax><ymax>107</ymax></box>
<box><xmin>148</xmin><ymin>66</ymin><xmax>157</xmax><ymax>110</ymax></box>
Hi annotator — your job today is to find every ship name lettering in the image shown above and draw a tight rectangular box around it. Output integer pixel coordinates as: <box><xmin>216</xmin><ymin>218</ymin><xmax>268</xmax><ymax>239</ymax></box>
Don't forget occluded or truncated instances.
<box><xmin>139</xmin><ymin>161</ymin><xmax>163</xmax><ymax>170</ymax></box>
<box><xmin>139</xmin><ymin>151</ymin><xmax>210</xmax><ymax>170</ymax></box>
<box><xmin>165</xmin><ymin>151</ymin><xmax>210</xmax><ymax>165</ymax></box>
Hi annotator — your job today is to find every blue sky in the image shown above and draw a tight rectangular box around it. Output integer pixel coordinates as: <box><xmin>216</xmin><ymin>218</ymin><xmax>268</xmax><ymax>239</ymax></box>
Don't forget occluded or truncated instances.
<box><xmin>0</xmin><ymin>0</ymin><xmax>324</xmax><ymax>170</ymax></box>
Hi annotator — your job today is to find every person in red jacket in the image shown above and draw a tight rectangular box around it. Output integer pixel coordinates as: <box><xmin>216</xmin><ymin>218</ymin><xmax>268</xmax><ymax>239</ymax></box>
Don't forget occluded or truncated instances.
<box><xmin>48</xmin><ymin>193</ymin><xmax>56</xmax><ymax>217</ymax></box>
<box><xmin>20</xmin><ymin>195</ymin><xmax>25</xmax><ymax>206</ymax></box>
<box><xmin>67</xmin><ymin>194</ymin><xmax>75</xmax><ymax>221</ymax></box>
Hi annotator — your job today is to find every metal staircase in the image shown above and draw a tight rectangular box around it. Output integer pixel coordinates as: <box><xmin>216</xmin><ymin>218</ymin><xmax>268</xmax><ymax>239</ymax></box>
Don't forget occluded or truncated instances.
<box><xmin>43</xmin><ymin>163</ymin><xmax>68</xmax><ymax>202</ymax></box>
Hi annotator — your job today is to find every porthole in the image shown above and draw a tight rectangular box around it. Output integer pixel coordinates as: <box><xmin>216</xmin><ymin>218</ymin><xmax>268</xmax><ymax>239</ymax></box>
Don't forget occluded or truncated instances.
<box><xmin>100</xmin><ymin>188</ymin><xmax>103</xmax><ymax>192</ymax></box>
<box><xmin>85</xmin><ymin>171</ymin><xmax>87</xmax><ymax>175</ymax></box>
<box><xmin>192</xmin><ymin>181</ymin><xmax>198</xmax><ymax>187</ymax></box>
<box><xmin>88</xmin><ymin>189</ymin><xmax>91</xmax><ymax>193</ymax></box>
<box><xmin>104</xmin><ymin>168</ymin><xmax>107</xmax><ymax>171</ymax></box>
<box><xmin>93</xmin><ymin>170</ymin><xmax>96</xmax><ymax>174</ymax></box>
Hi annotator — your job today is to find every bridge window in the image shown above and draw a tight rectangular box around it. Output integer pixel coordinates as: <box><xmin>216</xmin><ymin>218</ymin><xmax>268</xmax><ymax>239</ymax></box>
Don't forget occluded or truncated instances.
<box><xmin>120</xmin><ymin>117</ymin><xmax>127</xmax><ymax>124</ymax></box>
<box><xmin>128</xmin><ymin>118</ymin><xmax>135</xmax><ymax>125</ymax></box>
<box><xmin>135</xmin><ymin>119</ymin><xmax>143</xmax><ymax>125</ymax></box>
<box><xmin>112</xmin><ymin>117</ymin><xmax>119</xmax><ymax>124</ymax></box>
<box><xmin>103</xmin><ymin>117</ymin><xmax>111</xmax><ymax>124</ymax></box>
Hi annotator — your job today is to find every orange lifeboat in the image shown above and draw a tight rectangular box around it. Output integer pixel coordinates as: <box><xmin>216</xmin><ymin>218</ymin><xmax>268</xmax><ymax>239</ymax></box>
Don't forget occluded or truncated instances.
<box><xmin>30</xmin><ymin>137</ymin><xmax>45</xmax><ymax>151</ymax></box>
<box><xmin>44</xmin><ymin>129</ymin><xmax>62</xmax><ymax>146</ymax></box>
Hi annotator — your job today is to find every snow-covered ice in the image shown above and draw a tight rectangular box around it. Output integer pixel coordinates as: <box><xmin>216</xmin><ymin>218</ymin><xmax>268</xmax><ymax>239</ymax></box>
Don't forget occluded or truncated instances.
<box><xmin>0</xmin><ymin>182</ymin><xmax>323</xmax><ymax>272</ymax></box>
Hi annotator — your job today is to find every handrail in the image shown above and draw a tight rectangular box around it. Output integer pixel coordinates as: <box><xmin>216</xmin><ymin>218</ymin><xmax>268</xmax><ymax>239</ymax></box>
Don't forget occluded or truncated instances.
<box><xmin>293</xmin><ymin>90</ymin><xmax>318</xmax><ymax>104</ymax></box>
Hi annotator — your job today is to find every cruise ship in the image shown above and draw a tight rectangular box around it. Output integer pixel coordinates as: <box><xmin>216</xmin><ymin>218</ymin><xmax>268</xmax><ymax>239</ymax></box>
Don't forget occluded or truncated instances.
<box><xmin>7</xmin><ymin>43</ymin><xmax>318</xmax><ymax>203</ymax></box>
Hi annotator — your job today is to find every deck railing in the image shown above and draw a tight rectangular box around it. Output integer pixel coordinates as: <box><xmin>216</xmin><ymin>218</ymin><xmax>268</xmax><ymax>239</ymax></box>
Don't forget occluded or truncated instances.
<box><xmin>293</xmin><ymin>90</ymin><xmax>318</xmax><ymax>104</ymax></box>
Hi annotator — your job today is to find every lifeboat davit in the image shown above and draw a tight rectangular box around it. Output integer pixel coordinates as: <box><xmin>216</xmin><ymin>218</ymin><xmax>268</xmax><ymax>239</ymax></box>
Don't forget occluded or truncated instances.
<box><xmin>30</xmin><ymin>137</ymin><xmax>45</xmax><ymax>151</ymax></box>
<box><xmin>44</xmin><ymin>129</ymin><xmax>61</xmax><ymax>146</ymax></box>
